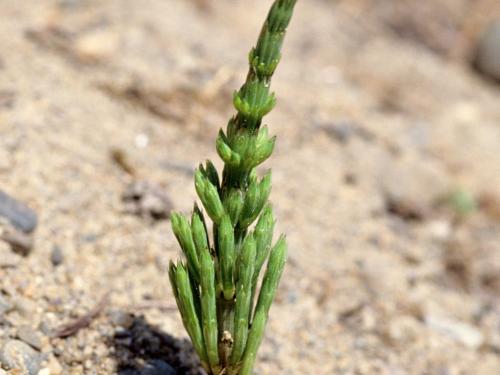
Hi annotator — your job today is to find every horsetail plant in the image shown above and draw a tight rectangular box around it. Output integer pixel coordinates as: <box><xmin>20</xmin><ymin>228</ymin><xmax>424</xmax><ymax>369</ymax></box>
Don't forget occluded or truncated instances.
<box><xmin>169</xmin><ymin>1</ymin><xmax>297</xmax><ymax>374</ymax></box>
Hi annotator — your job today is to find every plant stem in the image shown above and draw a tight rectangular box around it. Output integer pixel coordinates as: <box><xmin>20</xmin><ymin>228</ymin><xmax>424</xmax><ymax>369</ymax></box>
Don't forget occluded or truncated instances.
<box><xmin>217</xmin><ymin>297</ymin><xmax>235</xmax><ymax>368</ymax></box>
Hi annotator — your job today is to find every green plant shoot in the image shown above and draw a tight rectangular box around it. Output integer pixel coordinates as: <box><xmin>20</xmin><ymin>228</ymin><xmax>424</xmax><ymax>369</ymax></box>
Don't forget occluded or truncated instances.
<box><xmin>169</xmin><ymin>1</ymin><xmax>297</xmax><ymax>374</ymax></box>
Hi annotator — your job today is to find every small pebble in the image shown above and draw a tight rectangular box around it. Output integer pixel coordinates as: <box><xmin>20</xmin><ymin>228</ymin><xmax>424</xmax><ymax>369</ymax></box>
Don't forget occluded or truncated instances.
<box><xmin>425</xmin><ymin>315</ymin><xmax>484</xmax><ymax>349</ymax></box>
<box><xmin>74</xmin><ymin>29</ymin><xmax>119</xmax><ymax>63</ymax></box>
<box><xmin>381</xmin><ymin>160</ymin><xmax>449</xmax><ymax>221</ymax></box>
<box><xmin>50</xmin><ymin>245</ymin><xmax>64</xmax><ymax>266</ymax></box>
<box><xmin>47</xmin><ymin>356</ymin><xmax>63</xmax><ymax>375</ymax></box>
<box><xmin>81</xmin><ymin>233</ymin><xmax>98</xmax><ymax>243</ymax></box>
<box><xmin>17</xmin><ymin>325</ymin><xmax>43</xmax><ymax>350</ymax></box>
<box><xmin>0</xmin><ymin>340</ymin><xmax>41</xmax><ymax>375</ymax></box>
<box><xmin>118</xmin><ymin>370</ymin><xmax>139</xmax><ymax>375</ymax></box>
<box><xmin>1</xmin><ymin>229</ymin><xmax>34</xmax><ymax>256</ymax></box>
<box><xmin>427</xmin><ymin>220</ymin><xmax>452</xmax><ymax>241</ymax></box>
<box><xmin>319</xmin><ymin>121</ymin><xmax>355</xmax><ymax>143</ymax></box>
<box><xmin>141</xmin><ymin>360</ymin><xmax>176</xmax><ymax>375</ymax></box>
<box><xmin>39</xmin><ymin>313</ymin><xmax>58</xmax><ymax>336</ymax></box>
<box><xmin>474</xmin><ymin>20</ymin><xmax>500</xmax><ymax>81</ymax></box>
<box><xmin>0</xmin><ymin>190</ymin><xmax>37</xmax><ymax>233</ymax></box>
<box><xmin>122</xmin><ymin>180</ymin><xmax>173</xmax><ymax>221</ymax></box>
<box><xmin>12</xmin><ymin>297</ymin><xmax>37</xmax><ymax>317</ymax></box>
<box><xmin>0</xmin><ymin>243</ymin><xmax>21</xmax><ymax>268</ymax></box>
<box><xmin>109</xmin><ymin>310</ymin><xmax>134</xmax><ymax>329</ymax></box>
<box><xmin>0</xmin><ymin>294</ymin><xmax>13</xmax><ymax>315</ymax></box>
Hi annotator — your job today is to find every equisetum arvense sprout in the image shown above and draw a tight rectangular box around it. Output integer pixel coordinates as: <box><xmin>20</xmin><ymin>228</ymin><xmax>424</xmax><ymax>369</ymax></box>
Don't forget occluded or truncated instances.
<box><xmin>169</xmin><ymin>1</ymin><xmax>297</xmax><ymax>374</ymax></box>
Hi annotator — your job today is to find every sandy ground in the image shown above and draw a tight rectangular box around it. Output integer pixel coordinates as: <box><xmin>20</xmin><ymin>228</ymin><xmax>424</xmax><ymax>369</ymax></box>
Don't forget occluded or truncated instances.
<box><xmin>1</xmin><ymin>0</ymin><xmax>500</xmax><ymax>374</ymax></box>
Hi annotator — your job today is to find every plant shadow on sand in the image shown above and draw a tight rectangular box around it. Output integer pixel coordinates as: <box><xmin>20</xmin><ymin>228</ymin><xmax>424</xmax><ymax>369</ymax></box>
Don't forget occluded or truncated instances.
<box><xmin>109</xmin><ymin>314</ymin><xmax>206</xmax><ymax>375</ymax></box>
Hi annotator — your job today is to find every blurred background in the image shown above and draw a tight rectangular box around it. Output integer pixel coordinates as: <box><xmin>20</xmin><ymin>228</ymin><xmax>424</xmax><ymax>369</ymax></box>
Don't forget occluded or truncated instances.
<box><xmin>1</xmin><ymin>0</ymin><xmax>500</xmax><ymax>374</ymax></box>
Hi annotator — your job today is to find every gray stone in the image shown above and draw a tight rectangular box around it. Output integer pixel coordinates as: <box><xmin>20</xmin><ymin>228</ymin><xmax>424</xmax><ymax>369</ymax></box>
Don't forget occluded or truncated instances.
<box><xmin>108</xmin><ymin>310</ymin><xmax>134</xmax><ymax>329</ymax></box>
<box><xmin>122</xmin><ymin>180</ymin><xmax>173</xmax><ymax>221</ymax></box>
<box><xmin>17</xmin><ymin>326</ymin><xmax>43</xmax><ymax>350</ymax></box>
<box><xmin>50</xmin><ymin>245</ymin><xmax>64</xmax><ymax>266</ymax></box>
<box><xmin>0</xmin><ymin>190</ymin><xmax>37</xmax><ymax>233</ymax></box>
<box><xmin>1</xmin><ymin>229</ymin><xmax>33</xmax><ymax>256</ymax></box>
<box><xmin>0</xmin><ymin>340</ymin><xmax>41</xmax><ymax>375</ymax></box>
<box><xmin>116</xmin><ymin>359</ymin><xmax>176</xmax><ymax>374</ymax></box>
<box><xmin>475</xmin><ymin>20</ymin><xmax>500</xmax><ymax>81</ymax></box>
<box><xmin>319</xmin><ymin>121</ymin><xmax>355</xmax><ymax>143</ymax></box>
<box><xmin>0</xmin><ymin>294</ymin><xmax>13</xmax><ymax>315</ymax></box>
<box><xmin>141</xmin><ymin>360</ymin><xmax>176</xmax><ymax>375</ymax></box>
<box><xmin>12</xmin><ymin>297</ymin><xmax>37</xmax><ymax>317</ymax></box>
